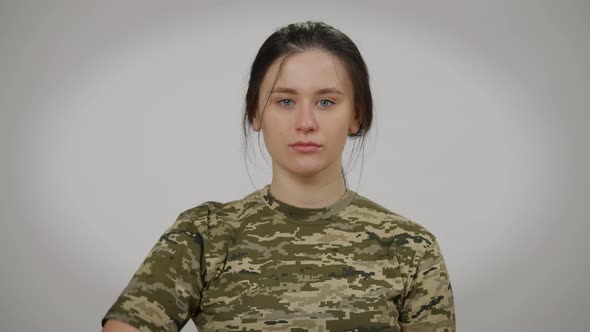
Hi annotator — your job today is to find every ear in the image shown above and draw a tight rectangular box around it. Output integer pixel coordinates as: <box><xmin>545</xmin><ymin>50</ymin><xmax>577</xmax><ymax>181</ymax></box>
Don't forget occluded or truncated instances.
<box><xmin>251</xmin><ymin>112</ymin><xmax>261</xmax><ymax>132</ymax></box>
<box><xmin>349</xmin><ymin>114</ymin><xmax>360</xmax><ymax>135</ymax></box>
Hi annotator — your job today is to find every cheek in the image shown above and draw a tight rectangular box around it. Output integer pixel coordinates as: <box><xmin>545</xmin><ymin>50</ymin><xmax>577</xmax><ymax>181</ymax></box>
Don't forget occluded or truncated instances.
<box><xmin>262</xmin><ymin>116</ymin><xmax>287</xmax><ymax>149</ymax></box>
<box><xmin>334</xmin><ymin>122</ymin><xmax>353</xmax><ymax>150</ymax></box>
<box><xmin>326</xmin><ymin>116</ymin><xmax>352</xmax><ymax>138</ymax></box>
<box><xmin>335</xmin><ymin>129</ymin><xmax>350</xmax><ymax>149</ymax></box>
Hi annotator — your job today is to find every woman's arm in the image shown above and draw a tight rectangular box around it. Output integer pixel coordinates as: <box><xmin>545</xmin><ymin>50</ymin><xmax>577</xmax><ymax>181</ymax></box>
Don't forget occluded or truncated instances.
<box><xmin>100</xmin><ymin>206</ymin><xmax>211</xmax><ymax>332</ymax></box>
<box><xmin>102</xmin><ymin>319</ymin><xmax>141</xmax><ymax>332</ymax></box>
<box><xmin>400</xmin><ymin>238</ymin><xmax>456</xmax><ymax>331</ymax></box>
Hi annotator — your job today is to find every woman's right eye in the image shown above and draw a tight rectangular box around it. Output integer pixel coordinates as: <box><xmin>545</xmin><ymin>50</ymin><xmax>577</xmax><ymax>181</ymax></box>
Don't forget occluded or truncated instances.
<box><xmin>278</xmin><ymin>99</ymin><xmax>294</xmax><ymax>107</ymax></box>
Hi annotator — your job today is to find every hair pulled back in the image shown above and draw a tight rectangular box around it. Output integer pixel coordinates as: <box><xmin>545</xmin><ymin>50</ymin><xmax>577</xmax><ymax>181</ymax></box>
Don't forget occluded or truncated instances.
<box><xmin>242</xmin><ymin>21</ymin><xmax>373</xmax><ymax>188</ymax></box>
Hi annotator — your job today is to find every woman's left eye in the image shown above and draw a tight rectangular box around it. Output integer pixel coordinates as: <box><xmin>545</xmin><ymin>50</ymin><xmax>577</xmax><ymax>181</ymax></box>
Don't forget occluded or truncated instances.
<box><xmin>318</xmin><ymin>99</ymin><xmax>334</xmax><ymax>107</ymax></box>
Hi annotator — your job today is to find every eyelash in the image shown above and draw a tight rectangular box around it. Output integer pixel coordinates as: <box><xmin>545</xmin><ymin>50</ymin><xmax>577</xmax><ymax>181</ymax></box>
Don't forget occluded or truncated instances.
<box><xmin>277</xmin><ymin>98</ymin><xmax>335</xmax><ymax>108</ymax></box>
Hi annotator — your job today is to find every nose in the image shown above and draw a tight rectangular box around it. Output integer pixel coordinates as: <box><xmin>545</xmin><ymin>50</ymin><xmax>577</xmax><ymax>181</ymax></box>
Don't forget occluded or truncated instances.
<box><xmin>295</xmin><ymin>102</ymin><xmax>318</xmax><ymax>134</ymax></box>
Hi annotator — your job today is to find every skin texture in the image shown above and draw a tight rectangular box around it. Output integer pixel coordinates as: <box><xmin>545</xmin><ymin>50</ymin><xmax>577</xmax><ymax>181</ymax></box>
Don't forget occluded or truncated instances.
<box><xmin>252</xmin><ymin>49</ymin><xmax>360</xmax><ymax>209</ymax></box>
<box><xmin>102</xmin><ymin>319</ymin><xmax>141</xmax><ymax>332</ymax></box>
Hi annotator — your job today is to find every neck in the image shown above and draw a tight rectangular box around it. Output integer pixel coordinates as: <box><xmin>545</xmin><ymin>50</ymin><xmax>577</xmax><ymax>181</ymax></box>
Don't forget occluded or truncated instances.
<box><xmin>269</xmin><ymin>160</ymin><xmax>347</xmax><ymax>209</ymax></box>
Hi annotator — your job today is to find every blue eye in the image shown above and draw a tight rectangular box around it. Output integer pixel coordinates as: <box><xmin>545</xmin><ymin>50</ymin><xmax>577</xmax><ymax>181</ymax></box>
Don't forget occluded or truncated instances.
<box><xmin>277</xmin><ymin>98</ymin><xmax>334</xmax><ymax>108</ymax></box>
<box><xmin>318</xmin><ymin>99</ymin><xmax>334</xmax><ymax>107</ymax></box>
<box><xmin>278</xmin><ymin>99</ymin><xmax>294</xmax><ymax>107</ymax></box>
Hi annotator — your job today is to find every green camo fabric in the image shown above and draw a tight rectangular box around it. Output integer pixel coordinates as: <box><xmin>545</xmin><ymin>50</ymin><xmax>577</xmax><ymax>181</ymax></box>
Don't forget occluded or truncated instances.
<box><xmin>101</xmin><ymin>184</ymin><xmax>455</xmax><ymax>331</ymax></box>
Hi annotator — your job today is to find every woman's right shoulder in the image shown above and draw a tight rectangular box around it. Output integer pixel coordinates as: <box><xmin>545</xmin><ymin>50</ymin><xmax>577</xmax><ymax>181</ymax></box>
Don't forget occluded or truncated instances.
<box><xmin>163</xmin><ymin>201</ymin><xmax>224</xmax><ymax>235</ymax></box>
<box><xmin>165</xmin><ymin>189</ymin><xmax>262</xmax><ymax>237</ymax></box>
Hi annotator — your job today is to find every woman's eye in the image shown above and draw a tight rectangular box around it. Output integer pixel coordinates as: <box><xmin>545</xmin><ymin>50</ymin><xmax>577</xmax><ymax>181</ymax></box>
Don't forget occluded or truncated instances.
<box><xmin>278</xmin><ymin>99</ymin><xmax>294</xmax><ymax>107</ymax></box>
<box><xmin>318</xmin><ymin>99</ymin><xmax>334</xmax><ymax>107</ymax></box>
<box><xmin>277</xmin><ymin>99</ymin><xmax>334</xmax><ymax>108</ymax></box>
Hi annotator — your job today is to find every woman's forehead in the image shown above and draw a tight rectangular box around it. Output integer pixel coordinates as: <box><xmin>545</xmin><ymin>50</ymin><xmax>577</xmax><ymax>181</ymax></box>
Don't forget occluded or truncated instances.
<box><xmin>263</xmin><ymin>50</ymin><xmax>352</xmax><ymax>95</ymax></box>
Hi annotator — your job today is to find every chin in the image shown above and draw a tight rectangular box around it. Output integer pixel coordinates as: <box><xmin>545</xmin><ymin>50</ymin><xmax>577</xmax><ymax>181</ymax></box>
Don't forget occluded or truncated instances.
<box><xmin>287</xmin><ymin>162</ymin><xmax>328</xmax><ymax>178</ymax></box>
<box><xmin>291</xmin><ymin>169</ymin><xmax>321</xmax><ymax>178</ymax></box>
<box><xmin>273</xmin><ymin>154</ymin><xmax>333</xmax><ymax>178</ymax></box>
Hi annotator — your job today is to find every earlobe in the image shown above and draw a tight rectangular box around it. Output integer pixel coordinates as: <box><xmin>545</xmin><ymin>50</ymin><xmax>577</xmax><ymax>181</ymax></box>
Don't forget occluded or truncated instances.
<box><xmin>349</xmin><ymin>117</ymin><xmax>360</xmax><ymax>135</ymax></box>
<box><xmin>252</xmin><ymin>115</ymin><xmax>261</xmax><ymax>132</ymax></box>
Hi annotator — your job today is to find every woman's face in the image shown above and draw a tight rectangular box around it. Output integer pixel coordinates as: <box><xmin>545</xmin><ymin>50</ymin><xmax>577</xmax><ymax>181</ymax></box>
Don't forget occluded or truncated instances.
<box><xmin>252</xmin><ymin>49</ymin><xmax>359</xmax><ymax>178</ymax></box>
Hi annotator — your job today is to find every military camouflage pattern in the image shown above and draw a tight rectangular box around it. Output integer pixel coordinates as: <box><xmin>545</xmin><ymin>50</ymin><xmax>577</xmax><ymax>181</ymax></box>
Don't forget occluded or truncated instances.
<box><xmin>101</xmin><ymin>184</ymin><xmax>455</xmax><ymax>331</ymax></box>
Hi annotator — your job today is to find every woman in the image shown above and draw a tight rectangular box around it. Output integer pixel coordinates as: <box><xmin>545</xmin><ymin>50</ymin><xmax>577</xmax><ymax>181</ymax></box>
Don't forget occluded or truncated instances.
<box><xmin>102</xmin><ymin>21</ymin><xmax>455</xmax><ymax>332</ymax></box>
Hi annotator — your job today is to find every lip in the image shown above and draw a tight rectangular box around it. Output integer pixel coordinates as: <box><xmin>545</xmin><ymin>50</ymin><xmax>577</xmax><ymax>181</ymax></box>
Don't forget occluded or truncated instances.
<box><xmin>290</xmin><ymin>141</ymin><xmax>321</xmax><ymax>147</ymax></box>
<box><xmin>289</xmin><ymin>141</ymin><xmax>322</xmax><ymax>153</ymax></box>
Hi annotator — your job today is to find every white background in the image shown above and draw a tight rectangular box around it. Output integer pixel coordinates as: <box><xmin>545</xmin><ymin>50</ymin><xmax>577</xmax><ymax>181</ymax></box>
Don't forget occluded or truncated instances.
<box><xmin>1</xmin><ymin>1</ymin><xmax>589</xmax><ymax>331</ymax></box>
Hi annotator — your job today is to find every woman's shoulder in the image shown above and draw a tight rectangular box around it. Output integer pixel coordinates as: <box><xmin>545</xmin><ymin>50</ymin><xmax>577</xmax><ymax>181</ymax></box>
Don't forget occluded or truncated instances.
<box><xmin>349</xmin><ymin>192</ymin><xmax>438</xmax><ymax>252</ymax></box>
<box><xmin>165</xmin><ymin>189</ymin><xmax>262</xmax><ymax>236</ymax></box>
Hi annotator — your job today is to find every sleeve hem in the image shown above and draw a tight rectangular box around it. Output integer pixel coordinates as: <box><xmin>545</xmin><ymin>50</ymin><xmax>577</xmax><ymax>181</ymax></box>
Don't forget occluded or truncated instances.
<box><xmin>101</xmin><ymin>312</ymin><xmax>173</xmax><ymax>332</ymax></box>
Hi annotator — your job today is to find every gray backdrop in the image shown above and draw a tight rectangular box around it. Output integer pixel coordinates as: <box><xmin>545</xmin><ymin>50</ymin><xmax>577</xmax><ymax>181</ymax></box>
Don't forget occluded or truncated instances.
<box><xmin>1</xmin><ymin>1</ymin><xmax>588</xmax><ymax>331</ymax></box>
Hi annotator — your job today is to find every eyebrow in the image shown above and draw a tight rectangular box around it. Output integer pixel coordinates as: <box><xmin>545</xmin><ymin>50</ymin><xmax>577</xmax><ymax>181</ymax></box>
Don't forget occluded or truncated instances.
<box><xmin>270</xmin><ymin>87</ymin><xmax>344</xmax><ymax>95</ymax></box>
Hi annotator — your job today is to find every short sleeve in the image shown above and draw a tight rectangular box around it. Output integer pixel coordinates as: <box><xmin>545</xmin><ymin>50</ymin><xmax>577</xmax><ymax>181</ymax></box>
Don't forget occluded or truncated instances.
<box><xmin>399</xmin><ymin>238</ymin><xmax>456</xmax><ymax>332</ymax></box>
<box><xmin>101</xmin><ymin>209</ymin><xmax>206</xmax><ymax>332</ymax></box>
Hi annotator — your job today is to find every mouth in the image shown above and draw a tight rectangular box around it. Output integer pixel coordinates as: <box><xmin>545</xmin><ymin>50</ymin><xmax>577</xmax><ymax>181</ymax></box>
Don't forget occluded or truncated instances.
<box><xmin>289</xmin><ymin>141</ymin><xmax>321</xmax><ymax>147</ymax></box>
<box><xmin>289</xmin><ymin>141</ymin><xmax>322</xmax><ymax>153</ymax></box>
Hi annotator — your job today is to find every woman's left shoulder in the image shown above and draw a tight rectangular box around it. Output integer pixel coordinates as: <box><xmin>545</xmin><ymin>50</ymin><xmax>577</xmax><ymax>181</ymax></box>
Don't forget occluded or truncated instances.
<box><xmin>348</xmin><ymin>192</ymin><xmax>438</xmax><ymax>251</ymax></box>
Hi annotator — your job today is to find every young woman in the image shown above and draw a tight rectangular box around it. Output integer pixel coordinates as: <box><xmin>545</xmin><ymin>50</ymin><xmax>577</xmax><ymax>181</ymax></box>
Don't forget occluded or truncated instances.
<box><xmin>102</xmin><ymin>21</ymin><xmax>455</xmax><ymax>332</ymax></box>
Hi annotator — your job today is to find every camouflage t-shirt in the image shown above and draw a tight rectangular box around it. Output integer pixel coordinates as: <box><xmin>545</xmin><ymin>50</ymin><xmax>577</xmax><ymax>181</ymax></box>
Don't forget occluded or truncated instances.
<box><xmin>101</xmin><ymin>184</ymin><xmax>455</xmax><ymax>332</ymax></box>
